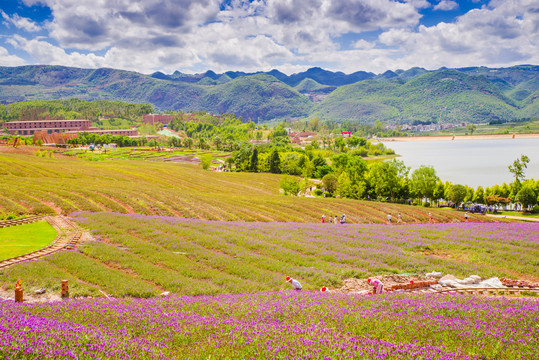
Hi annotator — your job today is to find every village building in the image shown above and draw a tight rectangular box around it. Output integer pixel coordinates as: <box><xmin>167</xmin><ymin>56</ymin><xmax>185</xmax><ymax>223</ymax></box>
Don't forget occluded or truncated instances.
<box><xmin>4</xmin><ymin>119</ymin><xmax>92</xmax><ymax>135</ymax></box>
<box><xmin>3</xmin><ymin>119</ymin><xmax>138</xmax><ymax>137</ymax></box>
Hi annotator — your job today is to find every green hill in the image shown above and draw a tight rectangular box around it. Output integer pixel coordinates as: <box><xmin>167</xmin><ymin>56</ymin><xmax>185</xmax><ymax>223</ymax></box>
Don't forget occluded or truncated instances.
<box><xmin>313</xmin><ymin>70</ymin><xmax>520</xmax><ymax>124</ymax></box>
<box><xmin>201</xmin><ymin>74</ymin><xmax>313</xmax><ymax>121</ymax></box>
<box><xmin>0</xmin><ymin>66</ymin><xmax>311</xmax><ymax>121</ymax></box>
<box><xmin>0</xmin><ymin>64</ymin><xmax>538</xmax><ymax>124</ymax></box>
<box><xmin>294</xmin><ymin>78</ymin><xmax>336</xmax><ymax>94</ymax></box>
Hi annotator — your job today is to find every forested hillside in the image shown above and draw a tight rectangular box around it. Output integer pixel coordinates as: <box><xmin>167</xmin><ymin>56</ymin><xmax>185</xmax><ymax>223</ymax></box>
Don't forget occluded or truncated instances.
<box><xmin>0</xmin><ymin>64</ymin><xmax>537</xmax><ymax>124</ymax></box>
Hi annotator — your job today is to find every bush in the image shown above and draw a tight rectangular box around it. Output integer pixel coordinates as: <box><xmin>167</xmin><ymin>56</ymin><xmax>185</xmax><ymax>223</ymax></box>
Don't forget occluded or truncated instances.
<box><xmin>313</xmin><ymin>189</ymin><xmax>322</xmax><ymax>196</ymax></box>
<box><xmin>423</xmin><ymin>202</ymin><xmax>431</xmax><ymax>207</ymax></box>
<box><xmin>533</xmin><ymin>205</ymin><xmax>539</xmax><ymax>214</ymax></box>
<box><xmin>200</xmin><ymin>155</ymin><xmax>212</xmax><ymax>170</ymax></box>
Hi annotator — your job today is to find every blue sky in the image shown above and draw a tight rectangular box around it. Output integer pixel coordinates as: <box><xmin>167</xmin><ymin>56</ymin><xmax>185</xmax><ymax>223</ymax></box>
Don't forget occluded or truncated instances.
<box><xmin>0</xmin><ymin>0</ymin><xmax>537</xmax><ymax>75</ymax></box>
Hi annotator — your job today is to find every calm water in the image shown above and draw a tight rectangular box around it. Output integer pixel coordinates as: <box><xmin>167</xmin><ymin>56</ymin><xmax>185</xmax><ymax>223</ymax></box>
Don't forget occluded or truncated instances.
<box><xmin>382</xmin><ymin>137</ymin><xmax>539</xmax><ymax>187</ymax></box>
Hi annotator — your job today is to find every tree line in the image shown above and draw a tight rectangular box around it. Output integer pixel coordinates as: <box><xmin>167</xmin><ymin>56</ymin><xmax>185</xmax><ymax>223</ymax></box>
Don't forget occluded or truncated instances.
<box><xmin>276</xmin><ymin>153</ymin><xmax>538</xmax><ymax>212</ymax></box>
<box><xmin>0</xmin><ymin>99</ymin><xmax>153</xmax><ymax>123</ymax></box>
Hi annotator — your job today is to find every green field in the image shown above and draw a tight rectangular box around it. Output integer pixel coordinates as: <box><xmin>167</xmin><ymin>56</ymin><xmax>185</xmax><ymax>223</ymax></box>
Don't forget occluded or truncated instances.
<box><xmin>0</xmin><ymin>148</ymin><xmax>488</xmax><ymax>224</ymax></box>
<box><xmin>0</xmin><ymin>220</ymin><xmax>57</xmax><ymax>260</ymax></box>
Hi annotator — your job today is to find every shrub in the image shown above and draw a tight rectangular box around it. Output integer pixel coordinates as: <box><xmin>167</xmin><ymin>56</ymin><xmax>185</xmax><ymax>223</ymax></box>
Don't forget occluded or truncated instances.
<box><xmin>200</xmin><ymin>155</ymin><xmax>212</xmax><ymax>170</ymax></box>
<box><xmin>423</xmin><ymin>202</ymin><xmax>431</xmax><ymax>207</ymax></box>
<box><xmin>313</xmin><ymin>189</ymin><xmax>322</xmax><ymax>196</ymax></box>
<box><xmin>533</xmin><ymin>205</ymin><xmax>539</xmax><ymax>214</ymax></box>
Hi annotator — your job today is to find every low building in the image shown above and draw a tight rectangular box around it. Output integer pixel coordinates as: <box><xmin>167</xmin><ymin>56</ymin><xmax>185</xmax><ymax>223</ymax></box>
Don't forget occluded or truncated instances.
<box><xmin>4</xmin><ymin>120</ymin><xmax>93</xmax><ymax>135</ymax></box>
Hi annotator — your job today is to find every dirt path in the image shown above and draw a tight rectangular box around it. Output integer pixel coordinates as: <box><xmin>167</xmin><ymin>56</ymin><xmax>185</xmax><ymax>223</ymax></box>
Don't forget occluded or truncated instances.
<box><xmin>486</xmin><ymin>214</ymin><xmax>539</xmax><ymax>222</ymax></box>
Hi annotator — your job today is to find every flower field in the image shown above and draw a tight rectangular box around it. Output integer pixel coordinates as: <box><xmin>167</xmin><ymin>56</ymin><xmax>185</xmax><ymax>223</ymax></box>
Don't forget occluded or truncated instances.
<box><xmin>1</xmin><ymin>212</ymin><xmax>537</xmax><ymax>298</ymax></box>
<box><xmin>1</xmin><ymin>291</ymin><xmax>538</xmax><ymax>359</ymax></box>
<box><xmin>0</xmin><ymin>150</ymin><xmax>483</xmax><ymax>223</ymax></box>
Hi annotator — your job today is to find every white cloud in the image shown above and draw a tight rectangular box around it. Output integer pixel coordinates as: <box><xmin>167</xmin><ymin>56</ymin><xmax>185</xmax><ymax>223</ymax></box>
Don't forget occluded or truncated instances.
<box><xmin>25</xmin><ymin>0</ymin><xmax>422</xmax><ymax>72</ymax></box>
<box><xmin>404</xmin><ymin>0</ymin><xmax>431</xmax><ymax>9</ymax></box>
<box><xmin>353</xmin><ymin>39</ymin><xmax>376</xmax><ymax>50</ymax></box>
<box><xmin>0</xmin><ymin>46</ymin><xmax>27</xmax><ymax>66</ymax></box>
<box><xmin>377</xmin><ymin>0</ymin><xmax>539</xmax><ymax>70</ymax></box>
<box><xmin>433</xmin><ymin>1</ymin><xmax>459</xmax><ymax>11</ymax></box>
<box><xmin>1</xmin><ymin>10</ymin><xmax>41</xmax><ymax>32</ymax></box>
<box><xmin>8</xmin><ymin>35</ymin><xmax>105</xmax><ymax>68</ymax></box>
<box><xmin>2</xmin><ymin>0</ymin><xmax>538</xmax><ymax>74</ymax></box>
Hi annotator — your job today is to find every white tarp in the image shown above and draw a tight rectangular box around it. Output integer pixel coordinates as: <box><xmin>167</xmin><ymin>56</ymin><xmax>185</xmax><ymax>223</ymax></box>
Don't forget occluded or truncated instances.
<box><xmin>438</xmin><ymin>275</ymin><xmax>505</xmax><ymax>289</ymax></box>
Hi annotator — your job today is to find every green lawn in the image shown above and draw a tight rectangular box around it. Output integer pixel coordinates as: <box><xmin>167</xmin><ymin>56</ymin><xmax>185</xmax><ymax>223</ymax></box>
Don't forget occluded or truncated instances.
<box><xmin>0</xmin><ymin>221</ymin><xmax>57</xmax><ymax>260</ymax></box>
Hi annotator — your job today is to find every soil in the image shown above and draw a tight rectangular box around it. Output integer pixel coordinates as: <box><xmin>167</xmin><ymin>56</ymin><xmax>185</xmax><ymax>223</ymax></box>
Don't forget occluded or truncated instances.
<box><xmin>334</xmin><ymin>274</ymin><xmax>437</xmax><ymax>294</ymax></box>
<box><xmin>0</xmin><ymin>287</ymin><xmax>62</xmax><ymax>303</ymax></box>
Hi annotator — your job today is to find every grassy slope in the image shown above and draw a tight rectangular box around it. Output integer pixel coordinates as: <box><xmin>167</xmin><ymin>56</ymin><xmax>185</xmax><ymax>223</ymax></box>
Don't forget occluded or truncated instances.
<box><xmin>314</xmin><ymin>70</ymin><xmax>519</xmax><ymax>124</ymax></box>
<box><xmin>0</xmin><ymin>213</ymin><xmax>535</xmax><ymax>298</ymax></box>
<box><xmin>0</xmin><ymin>220</ymin><xmax>57</xmax><ymax>260</ymax></box>
<box><xmin>0</xmin><ymin>148</ymin><xmax>477</xmax><ymax>224</ymax></box>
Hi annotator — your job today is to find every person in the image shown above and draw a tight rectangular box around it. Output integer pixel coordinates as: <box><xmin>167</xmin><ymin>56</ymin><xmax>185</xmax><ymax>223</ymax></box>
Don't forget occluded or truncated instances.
<box><xmin>340</xmin><ymin>214</ymin><xmax>346</xmax><ymax>224</ymax></box>
<box><xmin>387</xmin><ymin>214</ymin><xmax>391</xmax><ymax>224</ymax></box>
<box><xmin>397</xmin><ymin>213</ymin><xmax>402</xmax><ymax>224</ymax></box>
<box><xmin>334</xmin><ymin>215</ymin><xmax>338</xmax><ymax>224</ymax></box>
<box><xmin>321</xmin><ymin>215</ymin><xmax>325</xmax><ymax>223</ymax></box>
<box><xmin>464</xmin><ymin>212</ymin><xmax>469</xmax><ymax>222</ymax></box>
<box><xmin>368</xmin><ymin>278</ymin><xmax>384</xmax><ymax>294</ymax></box>
<box><xmin>286</xmin><ymin>276</ymin><xmax>302</xmax><ymax>291</ymax></box>
<box><xmin>428</xmin><ymin>212</ymin><xmax>432</xmax><ymax>223</ymax></box>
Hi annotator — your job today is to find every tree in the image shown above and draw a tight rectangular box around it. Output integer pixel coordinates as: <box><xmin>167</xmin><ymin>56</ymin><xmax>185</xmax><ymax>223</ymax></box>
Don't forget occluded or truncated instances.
<box><xmin>446</xmin><ymin>184</ymin><xmax>467</xmax><ymax>207</ymax></box>
<box><xmin>344</xmin><ymin>156</ymin><xmax>368</xmax><ymax>184</ymax></box>
<box><xmin>410</xmin><ymin>165</ymin><xmax>439</xmax><ymax>202</ymax></box>
<box><xmin>432</xmin><ymin>180</ymin><xmax>446</xmax><ymax>206</ymax></box>
<box><xmin>463</xmin><ymin>185</ymin><xmax>474</xmax><ymax>203</ymax></box>
<box><xmin>508</xmin><ymin>154</ymin><xmax>530</xmax><ymax>183</ymax></box>
<box><xmin>280</xmin><ymin>176</ymin><xmax>300</xmax><ymax>196</ymax></box>
<box><xmin>269</xmin><ymin>150</ymin><xmax>281</xmax><ymax>174</ymax></box>
<box><xmin>473</xmin><ymin>186</ymin><xmax>485</xmax><ymax>204</ymax></box>
<box><xmin>184</xmin><ymin>137</ymin><xmax>193</xmax><ymax>149</ymax></box>
<box><xmin>515</xmin><ymin>185</ymin><xmax>537</xmax><ymax>210</ymax></box>
<box><xmin>249</xmin><ymin>147</ymin><xmax>258</xmax><ymax>171</ymax></box>
<box><xmin>213</xmin><ymin>135</ymin><xmax>222</xmax><ymax>150</ymax></box>
<box><xmin>467</xmin><ymin>124</ymin><xmax>476</xmax><ymax>135</ymax></box>
<box><xmin>334</xmin><ymin>136</ymin><xmax>346</xmax><ymax>153</ymax></box>
<box><xmin>322</xmin><ymin>173</ymin><xmax>338</xmax><ymax>195</ymax></box>
<box><xmin>367</xmin><ymin>159</ymin><xmax>409</xmax><ymax>202</ymax></box>
<box><xmin>331</xmin><ymin>153</ymin><xmax>348</xmax><ymax>174</ymax></box>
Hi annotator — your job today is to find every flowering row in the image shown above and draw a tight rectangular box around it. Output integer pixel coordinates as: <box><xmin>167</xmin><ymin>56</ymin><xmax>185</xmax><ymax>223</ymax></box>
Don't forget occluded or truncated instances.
<box><xmin>1</xmin><ymin>291</ymin><xmax>537</xmax><ymax>359</ymax></box>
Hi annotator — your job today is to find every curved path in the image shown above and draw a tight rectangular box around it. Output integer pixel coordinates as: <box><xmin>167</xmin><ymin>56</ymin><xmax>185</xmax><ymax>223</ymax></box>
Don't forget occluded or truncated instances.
<box><xmin>0</xmin><ymin>215</ymin><xmax>87</xmax><ymax>269</ymax></box>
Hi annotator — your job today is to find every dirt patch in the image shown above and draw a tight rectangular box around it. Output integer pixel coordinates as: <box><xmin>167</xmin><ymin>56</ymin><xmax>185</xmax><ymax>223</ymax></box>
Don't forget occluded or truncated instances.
<box><xmin>334</xmin><ymin>274</ymin><xmax>436</xmax><ymax>294</ymax></box>
<box><xmin>0</xmin><ymin>287</ymin><xmax>62</xmax><ymax>303</ymax></box>
<box><xmin>422</xmin><ymin>251</ymin><xmax>452</xmax><ymax>259</ymax></box>
<box><xmin>163</xmin><ymin>156</ymin><xmax>200</xmax><ymax>163</ymax></box>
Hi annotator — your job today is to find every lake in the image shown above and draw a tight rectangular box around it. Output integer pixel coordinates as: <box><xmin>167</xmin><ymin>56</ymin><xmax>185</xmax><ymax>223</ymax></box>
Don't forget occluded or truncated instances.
<box><xmin>380</xmin><ymin>137</ymin><xmax>539</xmax><ymax>187</ymax></box>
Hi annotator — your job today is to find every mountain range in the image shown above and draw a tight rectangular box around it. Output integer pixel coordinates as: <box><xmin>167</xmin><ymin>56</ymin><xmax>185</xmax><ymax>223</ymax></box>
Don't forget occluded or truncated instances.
<box><xmin>0</xmin><ymin>64</ymin><xmax>537</xmax><ymax>124</ymax></box>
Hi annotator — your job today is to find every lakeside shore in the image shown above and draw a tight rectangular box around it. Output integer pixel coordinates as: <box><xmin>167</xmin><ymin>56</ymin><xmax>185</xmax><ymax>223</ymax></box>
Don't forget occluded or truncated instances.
<box><xmin>377</xmin><ymin>133</ymin><xmax>539</xmax><ymax>142</ymax></box>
